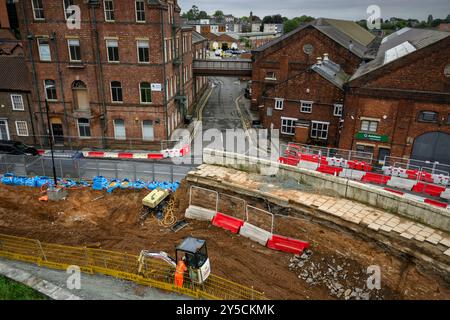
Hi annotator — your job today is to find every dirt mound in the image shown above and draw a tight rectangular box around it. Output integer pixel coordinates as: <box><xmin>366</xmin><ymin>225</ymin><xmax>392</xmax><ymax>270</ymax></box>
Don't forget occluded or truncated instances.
<box><xmin>0</xmin><ymin>182</ymin><xmax>448</xmax><ymax>299</ymax></box>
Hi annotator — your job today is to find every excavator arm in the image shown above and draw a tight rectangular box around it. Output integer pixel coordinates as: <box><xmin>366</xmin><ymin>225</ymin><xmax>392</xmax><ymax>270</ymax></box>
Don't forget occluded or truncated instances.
<box><xmin>137</xmin><ymin>250</ymin><xmax>176</xmax><ymax>274</ymax></box>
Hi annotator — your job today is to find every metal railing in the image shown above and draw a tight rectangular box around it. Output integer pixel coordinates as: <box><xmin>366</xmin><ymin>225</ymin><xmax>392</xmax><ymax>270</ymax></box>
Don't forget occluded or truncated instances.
<box><xmin>0</xmin><ymin>233</ymin><xmax>266</xmax><ymax>300</ymax></box>
<box><xmin>0</xmin><ymin>154</ymin><xmax>195</xmax><ymax>182</ymax></box>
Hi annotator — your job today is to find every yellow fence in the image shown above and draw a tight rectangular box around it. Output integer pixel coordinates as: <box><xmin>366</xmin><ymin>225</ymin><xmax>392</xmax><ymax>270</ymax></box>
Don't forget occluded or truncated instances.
<box><xmin>0</xmin><ymin>233</ymin><xmax>266</xmax><ymax>300</ymax></box>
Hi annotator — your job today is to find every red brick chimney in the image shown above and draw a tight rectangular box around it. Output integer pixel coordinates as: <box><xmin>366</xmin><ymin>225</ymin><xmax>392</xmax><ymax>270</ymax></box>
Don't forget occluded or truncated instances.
<box><xmin>0</xmin><ymin>0</ymin><xmax>10</xmax><ymax>29</ymax></box>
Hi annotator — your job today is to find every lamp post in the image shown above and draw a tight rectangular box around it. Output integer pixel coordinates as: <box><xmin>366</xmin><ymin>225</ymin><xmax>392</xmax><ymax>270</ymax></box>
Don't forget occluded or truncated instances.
<box><xmin>44</xmin><ymin>99</ymin><xmax>58</xmax><ymax>187</ymax></box>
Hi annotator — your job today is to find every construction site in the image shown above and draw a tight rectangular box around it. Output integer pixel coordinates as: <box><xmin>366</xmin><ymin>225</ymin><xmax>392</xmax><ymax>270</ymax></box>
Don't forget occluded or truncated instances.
<box><xmin>0</xmin><ymin>160</ymin><xmax>449</xmax><ymax>300</ymax></box>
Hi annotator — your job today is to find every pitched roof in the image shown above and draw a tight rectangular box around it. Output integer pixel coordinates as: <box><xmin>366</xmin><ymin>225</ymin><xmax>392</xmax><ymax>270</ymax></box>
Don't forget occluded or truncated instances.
<box><xmin>192</xmin><ymin>31</ymin><xmax>206</xmax><ymax>44</ymax></box>
<box><xmin>253</xmin><ymin>18</ymin><xmax>378</xmax><ymax>59</ymax></box>
<box><xmin>0</xmin><ymin>56</ymin><xmax>31</xmax><ymax>92</ymax></box>
<box><xmin>311</xmin><ymin>58</ymin><xmax>350</xmax><ymax>89</ymax></box>
<box><xmin>350</xmin><ymin>28</ymin><xmax>450</xmax><ymax>81</ymax></box>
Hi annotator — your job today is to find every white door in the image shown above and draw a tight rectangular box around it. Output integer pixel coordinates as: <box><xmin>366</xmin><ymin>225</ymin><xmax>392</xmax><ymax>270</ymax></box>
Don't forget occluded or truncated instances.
<box><xmin>0</xmin><ymin>120</ymin><xmax>10</xmax><ymax>140</ymax></box>
<box><xmin>114</xmin><ymin>119</ymin><xmax>126</xmax><ymax>140</ymax></box>
<box><xmin>142</xmin><ymin>120</ymin><xmax>154</xmax><ymax>141</ymax></box>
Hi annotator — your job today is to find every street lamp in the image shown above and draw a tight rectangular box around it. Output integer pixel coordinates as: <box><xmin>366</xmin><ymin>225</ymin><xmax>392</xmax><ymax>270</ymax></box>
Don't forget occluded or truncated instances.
<box><xmin>44</xmin><ymin>99</ymin><xmax>58</xmax><ymax>188</ymax></box>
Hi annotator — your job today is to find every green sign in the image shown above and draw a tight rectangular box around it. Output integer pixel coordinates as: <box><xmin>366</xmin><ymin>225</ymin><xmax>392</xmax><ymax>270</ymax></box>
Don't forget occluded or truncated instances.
<box><xmin>355</xmin><ymin>132</ymin><xmax>389</xmax><ymax>143</ymax></box>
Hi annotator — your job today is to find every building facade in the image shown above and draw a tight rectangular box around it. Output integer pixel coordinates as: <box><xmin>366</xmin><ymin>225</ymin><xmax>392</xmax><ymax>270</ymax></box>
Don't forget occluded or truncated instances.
<box><xmin>339</xmin><ymin>28</ymin><xmax>450</xmax><ymax>165</ymax></box>
<box><xmin>0</xmin><ymin>55</ymin><xmax>36</xmax><ymax>145</ymax></box>
<box><xmin>15</xmin><ymin>0</ymin><xmax>195</xmax><ymax>150</ymax></box>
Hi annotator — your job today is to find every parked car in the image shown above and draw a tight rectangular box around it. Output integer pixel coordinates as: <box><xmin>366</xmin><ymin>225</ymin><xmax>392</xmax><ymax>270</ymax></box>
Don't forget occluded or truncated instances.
<box><xmin>0</xmin><ymin>140</ymin><xmax>39</xmax><ymax>156</ymax></box>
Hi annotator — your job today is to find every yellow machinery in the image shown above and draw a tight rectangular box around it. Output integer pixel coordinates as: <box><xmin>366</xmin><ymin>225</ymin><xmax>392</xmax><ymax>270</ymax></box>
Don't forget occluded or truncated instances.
<box><xmin>139</xmin><ymin>188</ymin><xmax>171</xmax><ymax>225</ymax></box>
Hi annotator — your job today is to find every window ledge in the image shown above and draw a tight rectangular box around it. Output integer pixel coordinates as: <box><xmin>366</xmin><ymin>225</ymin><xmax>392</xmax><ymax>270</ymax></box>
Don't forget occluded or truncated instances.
<box><xmin>68</xmin><ymin>62</ymin><xmax>85</xmax><ymax>69</ymax></box>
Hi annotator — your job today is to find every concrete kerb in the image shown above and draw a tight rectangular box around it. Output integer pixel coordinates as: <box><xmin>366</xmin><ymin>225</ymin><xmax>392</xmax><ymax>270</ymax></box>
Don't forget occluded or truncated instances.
<box><xmin>202</xmin><ymin>149</ymin><xmax>450</xmax><ymax>233</ymax></box>
<box><xmin>0</xmin><ymin>261</ymin><xmax>81</xmax><ymax>300</ymax></box>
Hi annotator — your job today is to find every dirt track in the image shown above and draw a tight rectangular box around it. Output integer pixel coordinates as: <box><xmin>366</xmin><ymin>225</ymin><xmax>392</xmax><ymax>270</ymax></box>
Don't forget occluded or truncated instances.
<box><xmin>0</xmin><ymin>182</ymin><xmax>449</xmax><ymax>300</ymax></box>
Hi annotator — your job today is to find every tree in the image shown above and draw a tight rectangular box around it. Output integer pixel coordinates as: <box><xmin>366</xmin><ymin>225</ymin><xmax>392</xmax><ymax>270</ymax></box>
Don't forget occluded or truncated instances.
<box><xmin>213</xmin><ymin>10</ymin><xmax>224</xmax><ymax>22</ymax></box>
<box><xmin>262</xmin><ymin>16</ymin><xmax>273</xmax><ymax>24</ymax></box>
<box><xmin>283</xmin><ymin>15</ymin><xmax>314</xmax><ymax>33</ymax></box>
<box><xmin>198</xmin><ymin>11</ymin><xmax>209</xmax><ymax>19</ymax></box>
<box><xmin>427</xmin><ymin>14</ymin><xmax>433</xmax><ymax>25</ymax></box>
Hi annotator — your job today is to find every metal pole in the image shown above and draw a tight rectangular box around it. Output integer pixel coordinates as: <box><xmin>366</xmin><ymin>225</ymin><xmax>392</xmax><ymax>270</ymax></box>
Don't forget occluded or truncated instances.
<box><xmin>44</xmin><ymin>99</ymin><xmax>58</xmax><ymax>186</ymax></box>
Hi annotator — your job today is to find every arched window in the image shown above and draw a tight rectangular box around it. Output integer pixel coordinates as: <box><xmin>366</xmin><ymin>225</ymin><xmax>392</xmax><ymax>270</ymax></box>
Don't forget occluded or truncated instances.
<box><xmin>110</xmin><ymin>81</ymin><xmax>123</xmax><ymax>102</ymax></box>
<box><xmin>140</xmin><ymin>82</ymin><xmax>152</xmax><ymax>103</ymax></box>
<box><xmin>418</xmin><ymin>111</ymin><xmax>438</xmax><ymax>123</ymax></box>
<box><xmin>44</xmin><ymin>79</ymin><xmax>57</xmax><ymax>100</ymax></box>
<box><xmin>72</xmin><ymin>80</ymin><xmax>89</xmax><ymax>110</ymax></box>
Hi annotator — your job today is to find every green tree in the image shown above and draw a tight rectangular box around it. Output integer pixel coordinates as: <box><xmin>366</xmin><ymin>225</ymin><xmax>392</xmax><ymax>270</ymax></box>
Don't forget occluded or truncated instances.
<box><xmin>198</xmin><ymin>11</ymin><xmax>209</xmax><ymax>19</ymax></box>
<box><xmin>213</xmin><ymin>10</ymin><xmax>225</xmax><ymax>22</ymax></box>
<box><xmin>427</xmin><ymin>14</ymin><xmax>433</xmax><ymax>25</ymax></box>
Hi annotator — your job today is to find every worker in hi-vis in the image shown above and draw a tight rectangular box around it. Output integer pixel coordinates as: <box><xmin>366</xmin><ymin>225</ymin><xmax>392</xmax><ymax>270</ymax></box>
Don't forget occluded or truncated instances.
<box><xmin>175</xmin><ymin>257</ymin><xmax>187</xmax><ymax>287</ymax></box>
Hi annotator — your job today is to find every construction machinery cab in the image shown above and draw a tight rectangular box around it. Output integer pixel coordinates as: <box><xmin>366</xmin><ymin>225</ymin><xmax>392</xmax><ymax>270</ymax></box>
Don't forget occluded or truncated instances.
<box><xmin>175</xmin><ymin>237</ymin><xmax>210</xmax><ymax>284</ymax></box>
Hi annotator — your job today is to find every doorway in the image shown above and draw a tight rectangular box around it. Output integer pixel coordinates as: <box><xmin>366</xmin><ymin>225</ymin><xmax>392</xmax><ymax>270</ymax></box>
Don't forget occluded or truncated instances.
<box><xmin>0</xmin><ymin>119</ymin><xmax>10</xmax><ymax>140</ymax></box>
<box><xmin>50</xmin><ymin>118</ymin><xmax>64</xmax><ymax>145</ymax></box>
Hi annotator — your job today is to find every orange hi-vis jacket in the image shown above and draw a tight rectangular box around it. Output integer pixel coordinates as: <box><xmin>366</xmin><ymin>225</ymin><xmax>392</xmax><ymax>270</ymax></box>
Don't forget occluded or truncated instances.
<box><xmin>174</xmin><ymin>260</ymin><xmax>187</xmax><ymax>287</ymax></box>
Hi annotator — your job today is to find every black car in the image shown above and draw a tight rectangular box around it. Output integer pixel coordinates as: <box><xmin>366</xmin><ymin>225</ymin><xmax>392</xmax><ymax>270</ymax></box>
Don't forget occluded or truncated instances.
<box><xmin>0</xmin><ymin>140</ymin><xmax>39</xmax><ymax>156</ymax></box>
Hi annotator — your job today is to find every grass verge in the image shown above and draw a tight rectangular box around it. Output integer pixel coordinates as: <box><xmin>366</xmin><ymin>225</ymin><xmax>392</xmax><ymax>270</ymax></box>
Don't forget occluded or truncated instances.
<box><xmin>0</xmin><ymin>275</ymin><xmax>48</xmax><ymax>300</ymax></box>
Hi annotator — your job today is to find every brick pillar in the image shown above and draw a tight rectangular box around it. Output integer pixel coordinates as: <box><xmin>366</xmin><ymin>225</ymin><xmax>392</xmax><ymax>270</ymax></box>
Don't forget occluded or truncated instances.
<box><xmin>0</xmin><ymin>0</ymin><xmax>9</xmax><ymax>29</ymax></box>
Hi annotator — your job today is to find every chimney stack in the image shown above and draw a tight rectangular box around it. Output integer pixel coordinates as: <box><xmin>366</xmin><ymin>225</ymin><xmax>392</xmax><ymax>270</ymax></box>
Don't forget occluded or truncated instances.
<box><xmin>323</xmin><ymin>53</ymin><xmax>329</xmax><ymax>61</ymax></box>
<box><xmin>316</xmin><ymin>57</ymin><xmax>323</xmax><ymax>65</ymax></box>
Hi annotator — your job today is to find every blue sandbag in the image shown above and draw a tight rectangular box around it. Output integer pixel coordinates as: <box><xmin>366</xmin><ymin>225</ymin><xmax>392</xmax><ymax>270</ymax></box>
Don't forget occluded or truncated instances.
<box><xmin>12</xmin><ymin>176</ymin><xmax>27</xmax><ymax>186</ymax></box>
<box><xmin>92</xmin><ymin>176</ymin><xmax>109</xmax><ymax>191</ymax></box>
<box><xmin>120</xmin><ymin>178</ymin><xmax>131</xmax><ymax>189</ymax></box>
<box><xmin>147</xmin><ymin>181</ymin><xmax>158</xmax><ymax>190</ymax></box>
<box><xmin>24</xmin><ymin>176</ymin><xmax>37</xmax><ymax>187</ymax></box>
<box><xmin>106</xmin><ymin>179</ymin><xmax>121</xmax><ymax>193</ymax></box>
<box><xmin>36</xmin><ymin>176</ymin><xmax>51</xmax><ymax>188</ymax></box>
<box><xmin>1</xmin><ymin>173</ymin><xmax>15</xmax><ymax>185</ymax></box>
<box><xmin>133</xmin><ymin>180</ymin><xmax>146</xmax><ymax>189</ymax></box>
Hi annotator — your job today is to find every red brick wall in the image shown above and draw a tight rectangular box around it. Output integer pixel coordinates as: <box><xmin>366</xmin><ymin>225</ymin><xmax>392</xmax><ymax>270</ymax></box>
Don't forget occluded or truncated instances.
<box><xmin>18</xmin><ymin>0</ymin><xmax>194</xmax><ymax>149</ymax></box>
<box><xmin>251</xmin><ymin>26</ymin><xmax>362</xmax><ymax>109</ymax></box>
<box><xmin>262</xmin><ymin>70</ymin><xmax>344</xmax><ymax>146</ymax></box>
<box><xmin>340</xmin><ymin>37</ymin><xmax>450</xmax><ymax>161</ymax></box>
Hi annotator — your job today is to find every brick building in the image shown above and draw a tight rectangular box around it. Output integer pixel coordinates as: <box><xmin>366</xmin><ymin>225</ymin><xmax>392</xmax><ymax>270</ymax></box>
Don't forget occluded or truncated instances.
<box><xmin>251</xmin><ymin>18</ymin><xmax>378</xmax><ymax>145</ymax></box>
<box><xmin>191</xmin><ymin>30</ymin><xmax>208</xmax><ymax>115</ymax></box>
<box><xmin>340</xmin><ymin>28</ymin><xmax>450</xmax><ymax>165</ymax></box>
<box><xmin>0</xmin><ymin>55</ymin><xmax>36</xmax><ymax>145</ymax></box>
<box><xmin>263</xmin><ymin>54</ymin><xmax>349</xmax><ymax>146</ymax></box>
<box><xmin>14</xmin><ymin>0</ymin><xmax>196</xmax><ymax>149</ymax></box>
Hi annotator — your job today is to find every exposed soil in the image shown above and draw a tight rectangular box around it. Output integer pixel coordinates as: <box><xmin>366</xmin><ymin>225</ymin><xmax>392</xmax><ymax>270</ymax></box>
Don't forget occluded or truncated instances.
<box><xmin>0</xmin><ymin>182</ymin><xmax>449</xmax><ymax>300</ymax></box>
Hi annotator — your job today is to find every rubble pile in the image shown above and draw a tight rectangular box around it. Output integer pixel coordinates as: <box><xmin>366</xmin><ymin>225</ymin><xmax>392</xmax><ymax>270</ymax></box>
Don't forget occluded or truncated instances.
<box><xmin>289</xmin><ymin>250</ymin><xmax>383</xmax><ymax>300</ymax></box>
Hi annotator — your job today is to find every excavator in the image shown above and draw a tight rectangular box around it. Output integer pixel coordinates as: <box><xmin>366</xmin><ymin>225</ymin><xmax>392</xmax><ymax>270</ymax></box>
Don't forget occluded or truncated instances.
<box><xmin>137</xmin><ymin>237</ymin><xmax>211</xmax><ymax>284</ymax></box>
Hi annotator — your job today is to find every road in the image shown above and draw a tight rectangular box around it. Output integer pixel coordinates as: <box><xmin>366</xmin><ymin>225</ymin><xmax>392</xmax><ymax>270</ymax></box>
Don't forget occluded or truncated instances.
<box><xmin>200</xmin><ymin>77</ymin><xmax>247</xmax><ymax>150</ymax></box>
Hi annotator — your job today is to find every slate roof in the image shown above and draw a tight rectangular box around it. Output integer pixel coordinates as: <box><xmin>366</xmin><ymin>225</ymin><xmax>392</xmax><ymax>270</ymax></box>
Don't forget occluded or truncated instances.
<box><xmin>311</xmin><ymin>59</ymin><xmax>350</xmax><ymax>90</ymax></box>
<box><xmin>350</xmin><ymin>28</ymin><xmax>450</xmax><ymax>81</ymax></box>
<box><xmin>192</xmin><ymin>31</ymin><xmax>206</xmax><ymax>44</ymax></box>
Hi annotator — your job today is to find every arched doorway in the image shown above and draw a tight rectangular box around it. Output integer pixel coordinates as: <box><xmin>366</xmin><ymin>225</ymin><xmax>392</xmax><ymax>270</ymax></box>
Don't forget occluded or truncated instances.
<box><xmin>72</xmin><ymin>80</ymin><xmax>89</xmax><ymax>111</ymax></box>
<box><xmin>411</xmin><ymin>132</ymin><xmax>450</xmax><ymax>165</ymax></box>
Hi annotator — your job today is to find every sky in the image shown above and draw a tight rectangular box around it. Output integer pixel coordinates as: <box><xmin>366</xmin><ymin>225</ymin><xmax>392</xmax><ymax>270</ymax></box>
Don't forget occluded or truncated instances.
<box><xmin>178</xmin><ymin>0</ymin><xmax>450</xmax><ymax>21</ymax></box>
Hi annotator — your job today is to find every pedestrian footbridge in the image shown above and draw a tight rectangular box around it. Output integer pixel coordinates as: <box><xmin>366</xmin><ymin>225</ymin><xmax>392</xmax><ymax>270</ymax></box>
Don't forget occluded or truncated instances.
<box><xmin>193</xmin><ymin>59</ymin><xmax>252</xmax><ymax>77</ymax></box>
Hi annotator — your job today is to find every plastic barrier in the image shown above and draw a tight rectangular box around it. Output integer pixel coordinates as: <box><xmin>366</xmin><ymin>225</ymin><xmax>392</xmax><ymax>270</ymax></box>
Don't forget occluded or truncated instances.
<box><xmin>185</xmin><ymin>205</ymin><xmax>217</xmax><ymax>221</ymax></box>
<box><xmin>298</xmin><ymin>160</ymin><xmax>319</xmax><ymax>171</ymax></box>
<box><xmin>339</xmin><ymin>169</ymin><xmax>365</xmax><ymax>181</ymax></box>
<box><xmin>266</xmin><ymin>234</ymin><xmax>310</xmax><ymax>255</ymax></box>
<box><xmin>441</xmin><ymin>189</ymin><xmax>450</xmax><ymax>201</ymax></box>
<box><xmin>317</xmin><ymin>165</ymin><xmax>343</xmax><ymax>176</ymax></box>
<box><xmin>148</xmin><ymin>154</ymin><xmax>164</xmax><ymax>160</ymax></box>
<box><xmin>239</xmin><ymin>222</ymin><xmax>272</xmax><ymax>246</ymax></box>
<box><xmin>361</xmin><ymin>173</ymin><xmax>391</xmax><ymax>185</ymax></box>
<box><xmin>386</xmin><ymin>176</ymin><xmax>416</xmax><ymax>191</ymax></box>
<box><xmin>88</xmin><ymin>151</ymin><xmax>105</xmax><ymax>158</ymax></box>
<box><xmin>278</xmin><ymin>156</ymin><xmax>299</xmax><ymax>166</ymax></box>
<box><xmin>383</xmin><ymin>187</ymin><xmax>405</xmax><ymax>196</ymax></box>
<box><xmin>212</xmin><ymin>212</ymin><xmax>245</xmax><ymax>234</ymax></box>
<box><xmin>412</xmin><ymin>182</ymin><xmax>446</xmax><ymax>197</ymax></box>
<box><xmin>424</xmin><ymin>198</ymin><xmax>448</xmax><ymax>209</ymax></box>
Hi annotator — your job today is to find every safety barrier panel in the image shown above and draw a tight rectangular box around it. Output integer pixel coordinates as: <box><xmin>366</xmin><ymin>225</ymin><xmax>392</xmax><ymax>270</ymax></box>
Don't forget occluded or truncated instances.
<box><xmin>412</xmin><ymin>182</ymin><xmax>446</xmax><ymax>198</ymax></box>
<box><xmin>212</xmin><ymin>212</ymin><xmax>245</xmax><ymax>234</ymax></box>
<box><xmin>317</xmin><ymin>165</ymin><xmax>343</xmax><ymax>176</ymax></box>
<box><xmin>185</xmin><ymin>205</ymin><xmax>216</xmax><ymax>221</ymax></box>
<box><xmin>361</xmin><ymin>173</ymin><xmax>391</xmax><ymax>185</ymax></box>
<box><xmin>424</xmin><ymin>199</ymin><xmax>448</xmax><ymax>209</ymax></box>
<box><xmin>239</xmin><ymin>222</ymin><xmax>272</xmax><ymax>246</ymax></box>
<box><xmin>0</xmin><ymin>233</ymin><xmax>265</xmax><ymax>300</ymax></box>
<box><xmin>266</xmin><ymin>235</ymin><xmax>310</xmax><ymax>255</ymax></box>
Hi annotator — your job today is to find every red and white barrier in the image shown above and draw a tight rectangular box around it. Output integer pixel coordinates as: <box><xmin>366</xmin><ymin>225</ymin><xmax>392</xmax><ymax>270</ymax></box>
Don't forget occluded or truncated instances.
<box><xmin>78</xmin><ymin>144</ymin><xmax>191</xmax><ymax>160</ymax></box>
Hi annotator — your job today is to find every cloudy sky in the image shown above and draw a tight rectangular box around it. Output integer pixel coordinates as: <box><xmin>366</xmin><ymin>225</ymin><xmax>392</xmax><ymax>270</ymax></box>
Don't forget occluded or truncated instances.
<box><xmin>178</xmin><ymin>0</ymin><xmax>450</xmax><ymax>21</ymax></box>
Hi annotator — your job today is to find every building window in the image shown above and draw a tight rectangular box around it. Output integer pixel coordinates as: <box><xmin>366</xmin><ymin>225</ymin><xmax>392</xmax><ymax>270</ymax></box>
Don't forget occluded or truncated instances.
<box><xmin>110</xmin><ymin>81</ymin><xmax>123</xmax><ymax>102</ymax></box>
<box><xmin>274</xmin><ymin>98</ymin><xmax>284</xmax><ymax>110</ymax></box>
<box><xmin>106</xmin><ymin>39</ymin><xmax>119</xmax><ymax>62</ymax></box>
<box><xmin>356</xmin><ymin>144</ymin><xmax>374</xmax><ymax>156</ymax></box>
<box><xmin>11</xmin><ymin>95</ymin><xmax>24</xmax><ymax>111</ymax></box>
<box><xmin>104</xmin><ymin>0</ymin><xmax>115</xmax><ymax>22</ymax></box>
<box><xmin>311</xmin><ymin>121</ymin><xmax>329</xmax><ymax>140</ymax></box>
<box><xmin>31</xmin><ymin>0</ymin><xmax>45</xmax><ymax>20</ymax></box>
<box><xmin>44</xmin><ymin>80</ymin><xmax>57</xmax><ymax>101</ymax></box>
<box><xmin>113</xmin><ymin>119</ymin><xmax>126</xmax><ymax>140</ymax></box>
<box><xmin>15</xmin><ymin>121</ymin><xmax>29</xmax><ymax>137</ymax></box>
<box><xmin>0</xmin><ymin>120</ymin><xmax>10</xmax><ymax>140</ymax></box>
<box><xmin>137</xmin><ymin>40</ymin><xmax>149</xmax><ymax>63</ymax></box>
<box><xmin>140</xmin><ymin>82</ymin><xmax>152</xmax><ymax>104</ymax></box>
<box><xmin>77</xmin><ymin>118</ymin><xmax>91</xmax><ymax>137</ymax></box>
<box><xmin>333</xmin><ymin>104</ymin><xmax>343</xmax><ymax>117</ymax></box>
<box><xmin>265</xmin><ymin>72</ymin><xmax>276</xmax><ymax>80</ymax></box>
<box><xmin>37</xmin><ymin>38</ymin><xmax>51</xmax><ymax>61</ymax></box>
<box><xmin>361</xmin><ymin>120</ymin><xmax>378</xmax><ymax>132</ymax></box>
<box><xmin>142</xmin><ymin>120</ymin><xmax>154</xmax><ymax>141</ymax></box>
<box><xmin>300</xmin><ymin>101</ymin><xmax>313</xmax><ymax>113</ymax></box>
<box><xmin>63</xmin><ymin>0</ymin><xmax>74</xmax><ymax>20</ymax></box>
<box><xmin>281</xmin><ymin>117</ymin><xmax>297</xmax><ymax>135</ymax></box>
<box><xmin>135</xmin><ymin>0</ymin><xmax>145</xmax><ymax>22</ymax></box>
<box><xmin>67</xmin><ymin>39</ymin><xmax>81</xmax><ymax>62</ymax></box>
<box><xmin>418</xmin><ymin>111</ymin><xmax>438</xmax><ymax>123</ymax></box>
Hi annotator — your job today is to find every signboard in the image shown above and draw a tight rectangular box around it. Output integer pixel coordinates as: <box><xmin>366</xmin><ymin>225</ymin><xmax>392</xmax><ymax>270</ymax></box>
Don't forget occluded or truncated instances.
<box><xmin>151</xmin><ymin>83</ymin><xmax>162</xmax><ymax>91</ymax></box>
<box><xmin>356</xmin><ymin>132</ymin><xmax>389</xmax><ymax>143</ymax></box>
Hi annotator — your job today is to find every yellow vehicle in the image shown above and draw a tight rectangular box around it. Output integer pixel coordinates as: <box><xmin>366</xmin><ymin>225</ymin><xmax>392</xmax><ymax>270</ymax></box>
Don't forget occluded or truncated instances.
<box><xmin>139</xmin><ymin>187</ymin><xmax>171</xmax><ymax>225</ymax></box>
